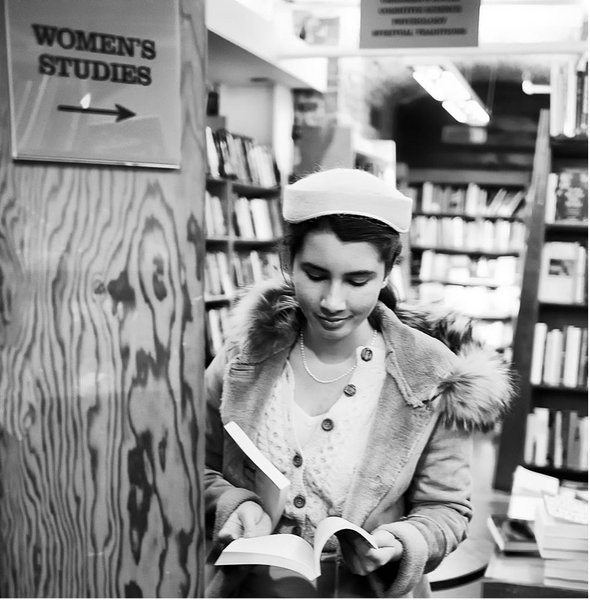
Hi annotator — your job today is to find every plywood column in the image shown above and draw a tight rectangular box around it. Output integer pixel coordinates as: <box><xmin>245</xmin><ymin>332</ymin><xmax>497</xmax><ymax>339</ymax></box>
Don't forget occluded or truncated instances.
<box><xmin>0</xmin><ymin>0</ymin><xmax>207</xmax><ymax>596</ymax></box>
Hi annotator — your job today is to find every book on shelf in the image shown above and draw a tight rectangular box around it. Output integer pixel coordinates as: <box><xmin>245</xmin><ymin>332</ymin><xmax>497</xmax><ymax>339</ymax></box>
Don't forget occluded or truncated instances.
<box><xmin>223</xmin><ymin>421</ymin><xmax>290</xmax><ymax>529</ymax></box>
<box><xmin>524</xmin><ymin>409</ymin><xmax>588</xmax><ymax>470</ymax></box>
<box><xmin>249</xmin><ymin>198</ymin><xmax>276</xmax><ymax>240</ymax></box>
<box><xmin>529</xmin><ymin>322</ymin><xmax>588</xmax><ymax>389</ymax></box>
<box><xmin>538</xmin><ymin>241</ymin><xmax>587</xmax><ymax>304</ymax></box>
<box><xmin>550</xmin><ymin>56</ymin><xmax>588</xmax><ymax>138</ymax></box>
<box><xmin>215</xmin><ymin>515</ymin><xmax>377</xmax><ymax>581</ymax></box>
<box><xmin>545</xmin><ymin>169</ymin><xmax>588</xmax><ymax>224</ymax></box>
<box><xmin>486</xmin><ymin>514</ymin><xmax>538</xmax><ymax>554</ymax></box>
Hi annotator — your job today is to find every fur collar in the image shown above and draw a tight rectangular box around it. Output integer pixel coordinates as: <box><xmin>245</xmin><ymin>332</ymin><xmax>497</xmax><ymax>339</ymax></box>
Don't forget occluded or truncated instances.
<box><xmin>227</xmin><ymin>279</ymin><xmax>515</xmax><ymax>433</ymax></box>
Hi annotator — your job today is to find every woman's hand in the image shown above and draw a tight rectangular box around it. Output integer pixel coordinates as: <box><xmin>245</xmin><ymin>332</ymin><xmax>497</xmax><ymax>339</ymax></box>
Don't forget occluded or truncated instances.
<box><xmin>217</xmin><ymin>501</ymin><xmax>272</xmax><ymax>544</ymax></box>
<box><xmin>340</xmin><ymin>528</ymin><xmax>403</xmax><ymax>576</ymax></box>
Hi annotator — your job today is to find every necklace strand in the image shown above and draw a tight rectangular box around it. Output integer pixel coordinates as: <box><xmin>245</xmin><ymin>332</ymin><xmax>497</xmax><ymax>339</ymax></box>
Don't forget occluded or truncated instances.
<box><xmin>299</xmin><ymin>329</ymin><xmax>378</xmax><ymax>384</ymax></box>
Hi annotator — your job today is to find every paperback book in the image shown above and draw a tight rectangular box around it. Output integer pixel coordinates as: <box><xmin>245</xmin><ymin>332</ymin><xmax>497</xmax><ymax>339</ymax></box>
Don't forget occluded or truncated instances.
<box><xmin>486</xmin><ymin>514</ymin><xmax>538</xmax><ymax>554</ymax></box>
<box><xmin>223</xmin><ymin>421</ymin><xmax>290</xmax><ymax>528</ymax></box>
<box><xmin>215</xmin><ymin>515</ymin><xmax>377</xmax><ymax>581</ymax></box>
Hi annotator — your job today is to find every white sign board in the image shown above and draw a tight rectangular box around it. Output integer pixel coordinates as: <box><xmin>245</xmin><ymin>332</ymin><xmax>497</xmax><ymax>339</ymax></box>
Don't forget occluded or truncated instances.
<box><xmin>360</xmin><ymin>0</ymin><xmax>481</xmax><ymax>49</ymax></box>
<box><xmin>5</xmin><ymin>0</ymin><xmax>181</xmax><ymax>168</ymax></box>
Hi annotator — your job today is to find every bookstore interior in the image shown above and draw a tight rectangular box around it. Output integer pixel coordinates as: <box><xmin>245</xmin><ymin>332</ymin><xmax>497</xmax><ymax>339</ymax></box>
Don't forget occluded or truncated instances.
<box><xmin>0</xmin><ymin>0</ymin><xmax>588</xmax><ymax>597</ymax></box>
<box><xmin>203</xmin><ymin>0</ymin><xmax>588</xmax><ymax>597</ymax></box>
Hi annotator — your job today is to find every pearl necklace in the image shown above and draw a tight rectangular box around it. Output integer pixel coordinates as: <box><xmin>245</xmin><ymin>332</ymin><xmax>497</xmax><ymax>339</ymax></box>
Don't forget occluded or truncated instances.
<box><xmin>299</xmin><ymin>329</ymin><xmax>378</xmax><ymax>384</ymax></box>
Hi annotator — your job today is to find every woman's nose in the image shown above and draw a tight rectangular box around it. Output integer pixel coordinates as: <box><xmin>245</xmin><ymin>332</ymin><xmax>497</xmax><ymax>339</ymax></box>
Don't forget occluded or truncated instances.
<box><xmin>320</xmin><ymin>282</ymin><xmax>346</xmax><ymax>312</ymax></box>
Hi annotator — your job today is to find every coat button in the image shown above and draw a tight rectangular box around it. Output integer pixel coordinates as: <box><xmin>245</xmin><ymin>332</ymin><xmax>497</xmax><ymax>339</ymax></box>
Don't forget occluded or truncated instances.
<box><xmin>321</xmin><ymin>418</ymin><xmax>334</xmax><ymax>431</ymax></box>
<box><xmin>361</xmin><ymin>348</ymin><xmax>373</xmax><ymax>361</ymax></box>
<box><xmin>293</xmin><ymin>494</ymin><xmax>306</xmax><ymax>508</ymax></box>
<box><xmin>343</xmin><ymin>384</ymin><xmax>356</xmax><ymax>397</ymax></box>
<box><xmin>292</xmin><ymin>525</ymin><xmax>302</xmax><ymax>536</ymax></box>
<box><xmin>293</xmin><ymin>453</ymin><xmax>303</xmax><ymax>467</ymax></box>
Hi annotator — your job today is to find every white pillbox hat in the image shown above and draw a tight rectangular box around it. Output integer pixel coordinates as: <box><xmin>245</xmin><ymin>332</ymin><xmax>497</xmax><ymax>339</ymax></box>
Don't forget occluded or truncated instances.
<box><xmin>282</xmin><ymin>168</ymin><xmax>413</xmax><ymax>233</ymax></box>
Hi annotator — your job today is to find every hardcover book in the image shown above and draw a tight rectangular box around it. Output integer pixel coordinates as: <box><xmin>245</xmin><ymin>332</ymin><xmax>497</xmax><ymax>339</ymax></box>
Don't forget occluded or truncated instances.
<box><xmin>554</xmin><ymin>169</ymin><xmax>588</xmax><ymax>223</ymax></box>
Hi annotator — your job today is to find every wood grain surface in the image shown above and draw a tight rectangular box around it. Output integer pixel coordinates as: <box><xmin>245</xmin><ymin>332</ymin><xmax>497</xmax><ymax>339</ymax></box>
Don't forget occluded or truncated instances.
<box><xmin>0</xmin><ymin>0</ymin><xmax>207</xmax><ymax>596</ymax></box>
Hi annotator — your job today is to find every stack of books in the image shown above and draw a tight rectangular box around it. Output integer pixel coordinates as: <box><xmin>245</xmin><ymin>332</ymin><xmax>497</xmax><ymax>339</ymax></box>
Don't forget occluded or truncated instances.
<box><xmin>534</xmin><ymin>494</ymin><xmax>588</xmax><ymax>591</ymax></box>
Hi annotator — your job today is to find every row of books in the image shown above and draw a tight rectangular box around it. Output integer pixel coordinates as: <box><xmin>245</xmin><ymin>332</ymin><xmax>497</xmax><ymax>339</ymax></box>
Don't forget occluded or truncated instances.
<box><xmin>545</xmin><ymin>168</ymin><xmax>588</xmax><ymax>224</ymax></box>
<box><xmin>206</xmin><ymin>192</ymin><xmax>284</xmax><ymax>241</ymax></box>
<box><xmin>416</xmin><ymin>281</ymin><xmax>520</xmax><ymax>322</ymax></box>
<box><xmin>417</xmin><ymin>251</ymin><xmax>520</xmax><ymax>287</ymax></box>
<box><xmin>205</xmin><ymin>249</ymin><xmax>282</xmax><ymax>298</ymax></box>
<box><xmin>411</xmin><ymin>216</ymin><xmax>526</xmax><ymax>253</ymax></box>
<box><xmin>524</xmin><ymin>408</ymin><xmax>588</xmax><ymax>471</ymax></box>
<box><xmin>530</xmin><ymin>323</ymin><xmax>588</xmax><ymax>388</ymax></box>
<box><xmin>409</xmin><ymin>182</ymin><xmax>526</xmax><ymax>217</ymax></box>
<box><xmin>538</xmin><ymin>242</ymin><xmax>587</xmax><ymax>305</ymax></box>
<box><xmin>206</xmin><ymin>126</ymin><xmax>278</xmax><ymax>188</ymax></box>
<box><xmin>550</xmin><ymin>55</ymin><xmax>588</xmax><ymax>138</ymax></box>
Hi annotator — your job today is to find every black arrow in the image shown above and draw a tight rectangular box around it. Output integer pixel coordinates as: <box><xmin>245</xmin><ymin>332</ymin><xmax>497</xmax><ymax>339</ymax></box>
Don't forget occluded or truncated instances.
<box><xmin>57</xmin><ymin>103</ymin><xmax>136</xmax><ymax>122</ymax></box>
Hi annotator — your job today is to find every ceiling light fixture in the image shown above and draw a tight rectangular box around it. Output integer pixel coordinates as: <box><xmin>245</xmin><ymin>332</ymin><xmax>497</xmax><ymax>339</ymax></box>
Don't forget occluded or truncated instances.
<box><xmin>412</xmin><ymin>63</ymin><xmax>491</xmax><ymax>127</ymax></box>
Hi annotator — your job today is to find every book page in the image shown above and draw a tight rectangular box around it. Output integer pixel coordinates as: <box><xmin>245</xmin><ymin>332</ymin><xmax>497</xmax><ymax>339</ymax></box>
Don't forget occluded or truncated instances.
<box><xmin>215</xmin><ymin>534</ymin><xmax>318</xmax><ymax>580</ymax></box>
<box><xmin>312</xmin><ymin>516</ymin><xmax>377</xmax><ymax>570</ymax></box>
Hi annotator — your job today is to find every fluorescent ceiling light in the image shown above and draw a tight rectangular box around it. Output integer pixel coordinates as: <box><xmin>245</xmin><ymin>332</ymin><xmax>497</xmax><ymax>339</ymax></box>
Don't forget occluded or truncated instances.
<box><xmin>412</xmin><ymin>63</ymin><xmax>490</xmax><ymax>126</ymax></box>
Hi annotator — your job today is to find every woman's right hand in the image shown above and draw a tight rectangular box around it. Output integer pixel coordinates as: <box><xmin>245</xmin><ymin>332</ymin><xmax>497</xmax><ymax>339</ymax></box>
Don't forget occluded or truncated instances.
<box><xmin>217</xmin><ymin>501</ymin><xmax>272</xmax><ymax>543</ymax></box>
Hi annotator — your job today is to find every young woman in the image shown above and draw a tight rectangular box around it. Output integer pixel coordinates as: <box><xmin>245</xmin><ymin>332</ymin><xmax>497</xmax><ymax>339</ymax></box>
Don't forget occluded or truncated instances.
<box><xmin>204</xmin><ymin>168</ymin><xmax>513</xmax><ymax>598</ymax></box>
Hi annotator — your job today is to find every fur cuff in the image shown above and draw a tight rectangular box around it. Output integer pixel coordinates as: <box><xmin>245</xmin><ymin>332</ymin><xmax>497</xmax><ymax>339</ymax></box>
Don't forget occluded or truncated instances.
<box><xmin>372</xmin><ymin>521</ymin><xmax>429</xmax><ymax>597</ymax></box>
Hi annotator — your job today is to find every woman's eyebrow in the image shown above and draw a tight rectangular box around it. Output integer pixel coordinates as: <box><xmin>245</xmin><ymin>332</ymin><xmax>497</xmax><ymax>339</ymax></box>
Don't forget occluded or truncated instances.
<box><xmin>300</xmin><ymin>262</ymin><xmax>377</xmax><ymax>277</ymax></box>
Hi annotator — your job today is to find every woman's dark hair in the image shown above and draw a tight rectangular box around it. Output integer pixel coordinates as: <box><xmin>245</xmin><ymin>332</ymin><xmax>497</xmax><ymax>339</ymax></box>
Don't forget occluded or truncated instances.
<box><xmin>279</xmin><ymin>214</ymin><xmax>403</xmax><ymax>312</ymax></box>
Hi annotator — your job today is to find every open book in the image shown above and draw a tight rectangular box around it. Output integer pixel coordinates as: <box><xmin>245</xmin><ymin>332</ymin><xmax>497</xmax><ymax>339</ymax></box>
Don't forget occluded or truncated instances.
<box><xmin>223</xmin><ymin>421</ymin><xmax>290</xmax><ymax>528</ymax></box>
<box><xmin>215</xmin><ymin>515</ymin><xmax>377</xmax><ymax>581</ymax></box>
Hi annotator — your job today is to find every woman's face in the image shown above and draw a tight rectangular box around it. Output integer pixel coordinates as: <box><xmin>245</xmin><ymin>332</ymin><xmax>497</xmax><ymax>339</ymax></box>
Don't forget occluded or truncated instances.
<box><xmin>292</xmin><ymin>230</ymin><xmax>386</xmax><ymax>343</ymax></box>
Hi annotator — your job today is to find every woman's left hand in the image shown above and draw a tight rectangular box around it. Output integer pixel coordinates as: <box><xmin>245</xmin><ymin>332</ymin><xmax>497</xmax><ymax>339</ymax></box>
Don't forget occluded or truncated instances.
<box><xmin>340</xmin><ymin>528</ymin><xmax>403</xmax><ymax>575</ymax></box>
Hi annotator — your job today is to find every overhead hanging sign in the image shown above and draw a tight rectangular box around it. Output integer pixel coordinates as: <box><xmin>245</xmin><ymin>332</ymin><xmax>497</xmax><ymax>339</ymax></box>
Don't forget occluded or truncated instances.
<box><xmin>5</xmin><ymin>0</ymin><xmax>181</xmax><ymax>168</ymax></box>
<box><xmin>360</xmin><ymin>0</ymin><xmax>481</xmax><ymax>49</ymax></box>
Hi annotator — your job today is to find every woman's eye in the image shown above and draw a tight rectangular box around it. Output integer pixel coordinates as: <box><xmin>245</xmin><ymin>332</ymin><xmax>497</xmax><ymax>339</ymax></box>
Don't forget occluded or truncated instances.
<box><xmin>306</xmin><ymin>272</ymin><xmax>325</xmax><ymax>281</ymax></box>
<box><xmin>348</xmin><ymin>279</ymin><xmax>370</xmax><ymax>287</ymax></box>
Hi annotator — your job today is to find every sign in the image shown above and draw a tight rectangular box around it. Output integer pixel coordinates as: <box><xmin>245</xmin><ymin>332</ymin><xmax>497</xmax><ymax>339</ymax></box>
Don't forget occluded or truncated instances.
<box><xmin>5</xmin><ymin>0</ymin><xmax>181</xmax><ymax>168</ymax></box>
<box><xmin>360</xmin><ymin>0</ymin><xmax>481</xmax><ymax>49</ymax></box>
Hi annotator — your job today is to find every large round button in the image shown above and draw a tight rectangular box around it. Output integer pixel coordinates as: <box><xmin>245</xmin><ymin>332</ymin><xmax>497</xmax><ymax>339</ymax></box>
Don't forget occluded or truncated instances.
<box><xmin>361</xmin><ymin>348</ymin><xmax>373</xmax><ymax>361</ymax></box>
<box><xmin>292</xmin><ymin>453</ymin><xmax>303</xmax><ymax>467</ymax></box>
<box><xmin>343</xmin><ymin>384</ymin><xmax>357</xmax><ymax>397</ymax></box>
<box><xmin>293</xmin><ymin>494</ymin><xmax>306</xmax><ymax>508</ymax></box>
<box><xmin>321</xmin><ymin>418</ymin><xmax>334</xmax><ymax>431</ymax></box>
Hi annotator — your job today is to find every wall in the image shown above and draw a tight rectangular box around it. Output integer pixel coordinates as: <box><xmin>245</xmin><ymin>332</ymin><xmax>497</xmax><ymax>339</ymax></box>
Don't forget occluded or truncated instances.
<box><xmin>0</xmin><ymin>0</ymin><xmax>207</xmax><ymax>596</ymax></box>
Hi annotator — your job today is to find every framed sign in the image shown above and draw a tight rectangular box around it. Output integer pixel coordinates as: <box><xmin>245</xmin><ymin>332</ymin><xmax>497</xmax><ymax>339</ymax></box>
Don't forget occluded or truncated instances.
<box><xmin>360</xmin><ymin>0</ymin><xmax>481</xmax><ymax>49</ymax></box>
<box><xmin>5</xmin><ymin>0</ymin><xmax>181</xmax><ymax>168</ymax></box>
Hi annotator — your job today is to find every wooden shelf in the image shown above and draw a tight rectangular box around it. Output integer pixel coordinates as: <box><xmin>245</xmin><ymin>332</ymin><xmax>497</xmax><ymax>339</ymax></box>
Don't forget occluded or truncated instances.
<box><xmin>415</xmin><ymin>277</ymin><xmax>503</xmax><ymax>289</ymax></box>
<box><xmin>233</xmin><ymin>237</ymin><xmax>280</xmax><ymax>247</ymax></box>
<box><xmin>545</xmin><ymin>222</ymin><xmax>588</xmax><ymax>233</ymax></box>
<box><xmin>205</xmin><ymin>294</ymin><xmax>234</xmax><ymax>305</ymax></box>
<box><xmin>522</xmin><ymin>463</ymin><xmax>588</xmax><ymax>482</ymax></box>
<box><xmin>550</xmin><ymin>135</ymin><xmax>589</xmax><ymax>157</ymax></box>
<box><xmin>494</xmin><ymin>109</ymin><xmax>588</xmax><ymax>491</ymax></box>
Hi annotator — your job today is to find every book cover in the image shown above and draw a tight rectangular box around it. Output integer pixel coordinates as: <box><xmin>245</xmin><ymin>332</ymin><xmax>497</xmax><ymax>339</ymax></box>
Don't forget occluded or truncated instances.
<box><xmin>538</xmin><ymin>242</ymin><xmax>580</xmax><ymax>304</ymax></box>
<box><xmin>223</xmin><ymin>421</ymin><xmax>290</xmax><ymax>529</ymax></box>
<box><xmin>486</xmin><ymin>514</ymin><xmax>538</xmax><ymax>554</ymax></box>
<box><xmin>554</xmin><ymin>169</ymin><xmax>588</xmax><ymax>223</ymax></box>
<box><xmin>530</xmin><ymin>322</ymin><xmax>548</xmax><ymax>385</ymax></box>
<box><xmin>215</xmin><ymin>515</ymin><xmax>377</xmax><ymax>581</ymax></box>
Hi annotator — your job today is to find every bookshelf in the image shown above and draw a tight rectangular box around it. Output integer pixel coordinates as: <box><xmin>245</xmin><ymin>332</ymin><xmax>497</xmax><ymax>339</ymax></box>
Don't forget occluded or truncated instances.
<box><xmin>493</xmin><ymin>109</ymin><xmax>588</xmax><ymax>491</ymax></box>
<box><xmin>205</xmin><ymin>160</ymin><xmax>283</xmax><ymax>361</ymax></box>
<box><xmin>406</xmin><ymin>168</ymin><xmax>530</xmax><ymax>356</ymax></box>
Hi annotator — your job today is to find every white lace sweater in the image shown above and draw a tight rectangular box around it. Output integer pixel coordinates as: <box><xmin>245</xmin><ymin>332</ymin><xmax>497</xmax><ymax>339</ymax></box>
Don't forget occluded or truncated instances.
<box><xmin>255</xmin><ymin>336</ymin><xmax>386</xmax><ymax>547</ymax></box>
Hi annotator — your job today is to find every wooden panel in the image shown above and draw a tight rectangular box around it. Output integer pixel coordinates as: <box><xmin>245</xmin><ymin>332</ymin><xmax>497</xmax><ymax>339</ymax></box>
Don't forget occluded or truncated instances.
<box><xmin>493</xmin><ymin>110</ymin><xmax>551</xmax><ymax>492</ymax></box>
<box><xmin>0</xmin><ymin>0</ymin><xmax>207</xmax><ymax>596</ymax></box>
